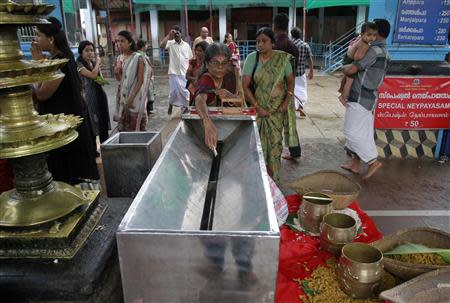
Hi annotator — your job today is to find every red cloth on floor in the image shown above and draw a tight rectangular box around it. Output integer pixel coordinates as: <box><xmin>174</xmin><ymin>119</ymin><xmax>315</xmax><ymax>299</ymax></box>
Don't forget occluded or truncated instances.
<box><xmin>0</xmin><ymin>159</ymin><xmax>13</xmax><ymax>193</ymax></box>
<box><xmin>276</xmin><ymin>194</ymin><xmax>383</xmax><ymax>303</ymax></box>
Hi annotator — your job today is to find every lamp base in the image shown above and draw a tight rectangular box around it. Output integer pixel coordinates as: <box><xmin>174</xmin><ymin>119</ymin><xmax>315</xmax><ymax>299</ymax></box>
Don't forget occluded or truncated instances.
<box><xmin>0</xmin><ymin>190</ymin><xmax>104</xmax><ymax>259</ymax></box>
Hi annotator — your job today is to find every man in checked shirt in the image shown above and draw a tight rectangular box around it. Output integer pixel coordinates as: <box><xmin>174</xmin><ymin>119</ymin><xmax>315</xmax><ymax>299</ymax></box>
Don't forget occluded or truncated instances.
<box><xmin>291</xmin><ymin>27</ymin><xmax>313</xmax><ymax>118</ymax></box>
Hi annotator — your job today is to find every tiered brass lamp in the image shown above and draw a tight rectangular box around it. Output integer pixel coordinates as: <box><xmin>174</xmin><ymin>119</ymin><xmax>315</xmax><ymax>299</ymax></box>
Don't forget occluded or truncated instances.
<box><xmin>0</xmin><ymin>0</ymin><xmax>104</xmax><ymax>259</ymax></box>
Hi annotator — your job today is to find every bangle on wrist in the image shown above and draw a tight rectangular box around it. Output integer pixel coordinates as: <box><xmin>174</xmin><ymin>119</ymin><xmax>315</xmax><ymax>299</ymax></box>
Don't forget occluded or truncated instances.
<box><xmin>287</xmin><ymin>91</ymin><xmax>294</xmax><ymax>96</ymax></box>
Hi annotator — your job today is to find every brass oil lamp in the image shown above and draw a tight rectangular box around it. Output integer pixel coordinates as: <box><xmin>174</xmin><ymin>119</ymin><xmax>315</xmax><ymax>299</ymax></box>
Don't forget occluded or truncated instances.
<box><xmin>0</xmin><ymin>0</ymin><xmax>104</xmax><ymax>259</ymax></box>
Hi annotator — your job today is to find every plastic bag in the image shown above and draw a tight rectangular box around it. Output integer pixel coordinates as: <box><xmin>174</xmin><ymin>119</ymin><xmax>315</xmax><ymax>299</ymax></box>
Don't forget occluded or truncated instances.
<box><xmin>269</xmin><ymin>176</ymin><xmax>288</xmax><ymax>226</ymax></box>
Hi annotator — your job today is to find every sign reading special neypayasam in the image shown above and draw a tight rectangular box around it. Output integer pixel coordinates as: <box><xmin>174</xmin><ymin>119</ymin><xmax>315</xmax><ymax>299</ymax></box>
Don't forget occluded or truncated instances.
<box><xmin>394</xmin><ymin>0</ymin><xmax>450</xmax><ymax>45</ymax></box>
<box><xmin>374</xmin><ymin>77</ymin><xmax>450</xmax><ymax>129</ymax></box>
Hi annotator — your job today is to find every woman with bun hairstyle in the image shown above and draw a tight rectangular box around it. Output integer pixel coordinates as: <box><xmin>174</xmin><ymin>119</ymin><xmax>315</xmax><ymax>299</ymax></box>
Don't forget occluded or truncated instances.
<box><xmin>32</xmin><ymin>17</ymin><xmax>99</xmax><ymax>184</ymax></box>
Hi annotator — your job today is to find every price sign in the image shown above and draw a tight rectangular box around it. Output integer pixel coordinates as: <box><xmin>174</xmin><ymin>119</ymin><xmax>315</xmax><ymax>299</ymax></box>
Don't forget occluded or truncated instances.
<box><xmin>375</xmin><ymin>77</ymin><xmax>450</xmax><ymax>129</ymax></box>
<box><xmin>394</xmin><ymin>0</ymin><xmax>450</xmax><ymax>45</ymax></box>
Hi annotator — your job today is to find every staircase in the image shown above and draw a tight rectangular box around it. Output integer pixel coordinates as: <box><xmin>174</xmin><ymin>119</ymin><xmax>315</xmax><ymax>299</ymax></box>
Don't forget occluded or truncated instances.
<box><xmin>322</xmin><ymin>21</ymin><xmax>365</xmax><ymax>74</ymax></box>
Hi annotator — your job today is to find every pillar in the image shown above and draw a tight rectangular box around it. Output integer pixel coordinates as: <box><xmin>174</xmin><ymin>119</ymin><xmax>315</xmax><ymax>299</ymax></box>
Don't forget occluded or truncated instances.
<box><xmin>219</xmin><ymin>8</ymin><xmax>226</xmax><ymax>43</ymax></box>
<box><xmin>318</xmin><ymin>7</ymin><xmax>324</xmax><ymax>43</ymax></box>
<box><xmin>288</xmin><ymin>6</ymin><xmax>295</xmax><ymax>31</ymax></box>
<box><xmin>180</xmin><ymin>8</ymin><xmax>186</xmax><ymax>37</ymax></box>
<box><xmin>80</xmin><ymin>0</ymin><xmax>97</xmax><ymax>44</ymax></box>
<box><xmin>149</xmin><ymin>9</ymin><xmax>160</xmax><ymax>62</ymax></box>
<box><xmin>135</xmin><ymin>11</ymin><xmax>142</xmax><ymax>38</ymax></box>
<box><xmin>356</xmin><ymin>5</ymin><xmax>368</xmax><ymax>32</ymax></box>
<box><xmin>91</xmin><ymin>9</ymin><xmax>100</xmax><ymax>46</ymax></box>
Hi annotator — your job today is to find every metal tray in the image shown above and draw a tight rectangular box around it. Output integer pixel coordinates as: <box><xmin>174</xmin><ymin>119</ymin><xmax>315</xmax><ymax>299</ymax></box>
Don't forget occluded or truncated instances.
<box><xmin>379</xmin><ymin>268</ymin><xmax>450</xmax><ymax>303</ymax></box>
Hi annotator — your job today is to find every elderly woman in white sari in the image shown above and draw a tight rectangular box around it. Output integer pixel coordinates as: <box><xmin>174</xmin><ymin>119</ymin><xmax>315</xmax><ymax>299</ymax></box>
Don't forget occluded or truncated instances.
<box><xmin>114</xmin><ymin>31</ymin><xmax>150</xmax><ymax>131</ymax></box>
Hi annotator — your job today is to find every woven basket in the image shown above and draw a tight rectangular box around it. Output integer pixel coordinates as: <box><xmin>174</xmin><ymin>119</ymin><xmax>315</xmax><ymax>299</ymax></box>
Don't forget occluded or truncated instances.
<box><xmin>371</xmin><ymin>227</ymin><xmax>450</xmax><ymax>281</ymax></box>
<box><xmin>285</xmin><ymin>170</ymin><xmax>361</xmax><ymax>209</ymax></box>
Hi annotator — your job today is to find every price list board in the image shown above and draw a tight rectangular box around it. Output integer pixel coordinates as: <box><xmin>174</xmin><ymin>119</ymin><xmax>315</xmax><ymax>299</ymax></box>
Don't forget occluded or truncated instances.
<box><xmin>394</xmin><ymin>0</ymin><xmax>450</xmax><ymax>45</ymax></box>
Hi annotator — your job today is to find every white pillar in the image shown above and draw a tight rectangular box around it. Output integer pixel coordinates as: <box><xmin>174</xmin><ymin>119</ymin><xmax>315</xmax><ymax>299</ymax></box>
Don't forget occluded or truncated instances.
<box><xmin>135</xmin><ymin>11</ymin><xmax>142</xmax><ymax>38</ymax></box>
<box><xmin>288</xmin><ymin>7</ymin><xmax>295</xmax><ymax>32</ymax></box>
<box><xmin>219</xmin><ymin>7</ymin><xmax>226</xmax><ymax>43</ymax></box>
<box><xmin>356</xmin><ymin>6</ymin><xmax>368</xmax><ymax>32</ymax></box>
<box><xmin>80</xmin><ymin>0</ymin><xmax>96</xmax><ymax>43</ymax></box>
<box><xmin>293</xmin><ymin>7</ymin><xmax>297</xmax><ymax>29</ymax></box>
<box><xmin>149</xmin><ymin>9</ymin><xmax>160</xmax><ymax>62</ymax></box>
<box><xmin>90</xmin><ymin>6</ymin><xmax>98</xmax><ymax>46</ymax></box>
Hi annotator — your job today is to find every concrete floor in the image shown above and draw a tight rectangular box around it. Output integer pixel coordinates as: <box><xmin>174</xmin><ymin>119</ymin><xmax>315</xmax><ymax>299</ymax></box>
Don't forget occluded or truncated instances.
<box><xmin>102</xmin><ymin>71</ymin><xmax>450</xmax><ymax>236</ymax></box>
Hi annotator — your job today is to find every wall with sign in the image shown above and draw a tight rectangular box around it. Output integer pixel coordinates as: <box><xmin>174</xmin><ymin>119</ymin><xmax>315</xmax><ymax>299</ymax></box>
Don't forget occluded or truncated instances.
<box><xmin>393</xmin><ymin>0</ymin><xmax>450</xmax><ymax>45</ymax></box>
<box><xmin>368</xmin><ymin>0</ymin><xmax>450</xmax><ymax>61</ymax></box>
<box><xmin>375</xmin><ymin>77</ymin><xmax>450</xmax><ymax>129</ymax></box>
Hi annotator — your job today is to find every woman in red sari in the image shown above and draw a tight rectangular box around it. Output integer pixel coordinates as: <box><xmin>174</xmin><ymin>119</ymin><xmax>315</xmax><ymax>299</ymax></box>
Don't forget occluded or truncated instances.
<box><xmin>194</xmin><ymin>43</ymin><xmax>243</xmax><ymax>150</ymax></box>
<box><xmin>186</xmin><ymin>41</ymin><xmax>209</xmax><ymax>104</ymax></box>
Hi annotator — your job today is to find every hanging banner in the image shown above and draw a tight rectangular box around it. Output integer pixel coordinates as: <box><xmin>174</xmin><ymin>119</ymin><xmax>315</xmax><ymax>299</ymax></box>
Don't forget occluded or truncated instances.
<box><xmin>375</xmin><ymin>77</ymin><xmax>450</xmax><ymax>129</ymax></box>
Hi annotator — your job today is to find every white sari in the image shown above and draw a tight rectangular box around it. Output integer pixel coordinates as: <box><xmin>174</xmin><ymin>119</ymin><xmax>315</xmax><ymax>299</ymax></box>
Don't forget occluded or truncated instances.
<box><xmin>115</xmin><ymin>52</ymin><xmax>151</xmax><ymax>131</ymax></box>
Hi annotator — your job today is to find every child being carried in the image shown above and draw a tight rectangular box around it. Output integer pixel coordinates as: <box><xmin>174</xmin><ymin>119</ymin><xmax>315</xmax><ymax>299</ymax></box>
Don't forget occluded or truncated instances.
<box><xmin>338</xmin><ymin>22</ymin><xmax>378</xmax><ymax>106</ymax></box>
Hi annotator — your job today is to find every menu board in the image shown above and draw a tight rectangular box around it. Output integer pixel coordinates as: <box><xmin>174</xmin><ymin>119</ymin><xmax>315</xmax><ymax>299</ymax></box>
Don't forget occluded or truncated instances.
<box><xmin>394</xmin><ymin>0</ymin><xmax>450</xmax><ymax>45</ymax></box>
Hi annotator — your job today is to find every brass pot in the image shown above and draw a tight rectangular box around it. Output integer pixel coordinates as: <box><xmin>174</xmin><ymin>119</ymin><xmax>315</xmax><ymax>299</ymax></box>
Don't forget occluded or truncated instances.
<box><xmin>297</xmin><ymin>192</ymin><xmax>333</xmax><ymax>234</ymax></box>
<box><xmin>320</xmin><ymin>213</ymin><xmax>357</xmax><ymax>255</ymax></box>
<box><xmin>337</xmin><ymin>243</ymin><xmax>383</xmax><ymax>299</ymax></box>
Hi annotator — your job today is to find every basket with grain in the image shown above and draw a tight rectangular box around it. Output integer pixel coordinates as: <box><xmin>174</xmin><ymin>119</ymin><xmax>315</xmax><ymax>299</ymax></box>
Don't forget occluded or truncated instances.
<box><xmin>371</xmin><ymin>227</ymin><xmax>450</xmax><ymax>281</ymax></box>
<box><xmin>285</xmin><ymin>170</ymin><xmax>361</xmax><ymax>210</ymax></box>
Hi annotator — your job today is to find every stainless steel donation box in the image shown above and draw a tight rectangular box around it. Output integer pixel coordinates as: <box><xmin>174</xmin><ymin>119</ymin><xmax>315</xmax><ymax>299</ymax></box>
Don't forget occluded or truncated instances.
<box><xmin>101</xmin><ymin>131</ymin><xmax>162</xmax><ymax>197</ymax></box>
<box><xmin>117</xmin><ymin>115</ymin><xmax>280</xmax><ymax>303</ymax></box>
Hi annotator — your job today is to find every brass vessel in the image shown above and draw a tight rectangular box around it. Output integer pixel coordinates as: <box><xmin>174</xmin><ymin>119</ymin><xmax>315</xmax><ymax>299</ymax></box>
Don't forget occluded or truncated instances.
<box><xmin>0</xmin><ymin>0</ymin><xmax>104</xmax><ymax>259</ymax></box>
<box><xmin>319</xmin><ymin>213</ymin><xmax>357</xmax><ymax>255</ymax></box>
<box><xmin>297</xmin><ymin>192</ymin><xmax>333</xmax><ymax>235</ymax></box>
<box><xmin>337</xmin><ymin>243</ymin><xmax>383</xmax><ymax>299</ymax></box>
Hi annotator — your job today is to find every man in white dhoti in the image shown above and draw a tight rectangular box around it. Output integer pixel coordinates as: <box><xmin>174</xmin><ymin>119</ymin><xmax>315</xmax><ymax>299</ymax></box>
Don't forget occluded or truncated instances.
<box><xmin>160</xmin><ymin>25</ymin><xmax>193</xmax><ymax>114</ymax></box>
<box><xmin>291</xmin><ymin>27</ymin><xmax>313</xmax><ymax>117</ymax></box>
<box><xmin>340</xmin><ymin>19</ymin><xmax>390</xmax><ymax>179</ymax></box>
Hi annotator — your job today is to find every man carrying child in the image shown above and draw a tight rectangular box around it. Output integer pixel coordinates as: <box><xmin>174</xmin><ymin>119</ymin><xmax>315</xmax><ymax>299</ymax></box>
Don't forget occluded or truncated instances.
<box><xmin>340</xmin><ymin>19</ymin><xmax>390</xmax><ymax>180</ymax></box>
<box><xmin>338</xmin><ymin>22</ymin><xmax>378</xmax><ymax>106</ymax></box>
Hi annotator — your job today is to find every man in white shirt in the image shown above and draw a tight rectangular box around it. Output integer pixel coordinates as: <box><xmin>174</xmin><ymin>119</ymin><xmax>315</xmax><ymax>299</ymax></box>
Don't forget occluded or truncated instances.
<box><xmin>160</xmin><ymin>25</ymin><xmax>193</xmax><ymax>114</ymax></box>
<box><xmin>192</xmin><ymin>27</ymin><xmax>214</xmax><ymax>50</ymax></box>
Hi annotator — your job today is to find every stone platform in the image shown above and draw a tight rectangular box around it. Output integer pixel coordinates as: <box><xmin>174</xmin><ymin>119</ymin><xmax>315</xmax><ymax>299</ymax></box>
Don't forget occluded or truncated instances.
<box><xmin>0</xmin><ymin>198</ymin><xmax>132</xmax><ymax>303</ymax></box>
